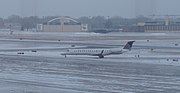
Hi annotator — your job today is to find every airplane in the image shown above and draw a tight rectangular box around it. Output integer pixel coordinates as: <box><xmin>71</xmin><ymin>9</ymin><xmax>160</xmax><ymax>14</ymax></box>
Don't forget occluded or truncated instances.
<box><xmin>61</xmin><ymin>41</ymin><xmax>135</xmax><ymax>58</ymax></box>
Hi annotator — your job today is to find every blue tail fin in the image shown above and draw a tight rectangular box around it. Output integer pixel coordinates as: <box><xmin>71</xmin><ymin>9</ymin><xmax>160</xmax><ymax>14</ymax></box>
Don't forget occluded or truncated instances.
<box><xmin>123</xmin><ymin>41</ymin><xmax>135</xmax><ymax>50</ymax></box>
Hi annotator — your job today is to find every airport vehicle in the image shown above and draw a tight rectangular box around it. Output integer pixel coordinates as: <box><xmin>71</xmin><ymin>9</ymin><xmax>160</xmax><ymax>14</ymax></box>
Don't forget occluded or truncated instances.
<box><xmin>61</xmin><ymin>41</ymin><xmax>135</xmax><ymax>58</ymax></box>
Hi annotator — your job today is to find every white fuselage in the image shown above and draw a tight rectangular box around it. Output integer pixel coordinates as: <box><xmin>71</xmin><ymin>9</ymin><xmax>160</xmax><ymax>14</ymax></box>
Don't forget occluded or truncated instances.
<box><xmin>62</xmin><ymin>48</ymin><xmax>129</xmax><ymax>56</ymax></box>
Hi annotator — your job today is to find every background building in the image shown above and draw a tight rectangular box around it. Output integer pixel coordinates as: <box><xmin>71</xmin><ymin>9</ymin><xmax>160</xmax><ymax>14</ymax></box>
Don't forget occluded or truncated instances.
<box><xmin>144</xmin><ymin>15</ymin><xmax>180</xmax><ymax>32</ymax></box>
<box><xmin>123</xmin><ymin>15</ymin><xmax>180</xmax><ymax>32</ymax></box>
<box><xmin>140</xmin><ymin>21</ymin><xmax>180</xmax><ymax>32</ymax></box>
<box><xmin>37</xmin><ymin>16</ymin><xmax>88</xmax><ymax>32</ymax></box>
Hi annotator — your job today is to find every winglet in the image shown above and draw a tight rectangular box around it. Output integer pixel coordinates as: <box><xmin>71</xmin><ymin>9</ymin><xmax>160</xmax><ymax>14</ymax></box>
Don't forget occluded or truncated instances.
<box><xmin>98</xmin><ymin>50</ymin><xmax>104</xmax><ymax>58</ymax></box>
<box><xmin>100</xmin><ymin>50</ymin><xmax>104</xmax><ymax>55</ymax></box>
<box><xmin>123</xmin><ymin>41</ymin><xmax>135</xmax><ymax>50</ymax></box>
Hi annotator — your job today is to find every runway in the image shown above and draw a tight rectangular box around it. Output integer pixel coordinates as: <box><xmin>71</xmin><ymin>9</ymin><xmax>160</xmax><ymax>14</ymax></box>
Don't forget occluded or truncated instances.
<box><xmin>1</xmin><ymin>54</ymin><xmax>180</xmax><ymax>93</ymax></box>
<box><xmin>0</xmin><ymin>31</ymin><xmax>180</xmax><ymax>93</ymax></box>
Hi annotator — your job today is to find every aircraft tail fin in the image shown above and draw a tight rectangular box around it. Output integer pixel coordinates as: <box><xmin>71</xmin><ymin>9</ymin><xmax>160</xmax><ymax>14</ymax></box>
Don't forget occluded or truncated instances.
<box><xmin>123</xmin><ymin>41</ymin><xmax>135</xmax><ymax>50</ymax></box>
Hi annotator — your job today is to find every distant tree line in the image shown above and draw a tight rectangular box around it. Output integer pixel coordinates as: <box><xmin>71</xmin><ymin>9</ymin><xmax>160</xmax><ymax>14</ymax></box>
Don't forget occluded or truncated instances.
<box><xmin>0</xmin><ymin>15</ymin><xmax>161</xmax><ymax>31</ymax></box>
<box><xmin>77</xmin><ymin>16</ymin><xmax>150</xmax><ymax>30</ymax></box>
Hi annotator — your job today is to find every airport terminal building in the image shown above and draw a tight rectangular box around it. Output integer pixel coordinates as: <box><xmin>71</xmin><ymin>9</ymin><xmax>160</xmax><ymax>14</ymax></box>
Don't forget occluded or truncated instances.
<box><xmin>37</xmin><ymin>16</ymin><xmax>88</xmax><ymax>32</ymax></box>
<box><xmin>123</xmin><ymin>17</ymin><xmax>180</xmax><ymax>32</ymax></box>
<box><xmin>123</xmin><ymin>21</ymin><xmax>180</xmax><ymax>32</ymax></box>
<box><xmin>138</xmin><ymin>21</ymin><xmax>180</xmax><ymax>32</ymax></box>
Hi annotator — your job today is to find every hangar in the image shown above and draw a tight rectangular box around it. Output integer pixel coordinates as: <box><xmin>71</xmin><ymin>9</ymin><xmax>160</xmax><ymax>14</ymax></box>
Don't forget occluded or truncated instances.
<box><xmin>37</xmin><ymin>16</ymin><xmax>88</xmax><ymax>32</ymax></box>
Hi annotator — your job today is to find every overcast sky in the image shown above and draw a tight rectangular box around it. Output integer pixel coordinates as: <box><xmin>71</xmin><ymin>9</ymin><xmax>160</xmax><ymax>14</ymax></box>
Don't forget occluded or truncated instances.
<box><xmin>0</xmin><ymin>0</ymin><xmax>180</xmax><ymax>18</ymax></box>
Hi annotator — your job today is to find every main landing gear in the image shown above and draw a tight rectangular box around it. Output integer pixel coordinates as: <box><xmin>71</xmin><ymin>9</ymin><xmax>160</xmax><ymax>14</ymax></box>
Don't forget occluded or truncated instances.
<box><xmin>99</xmin><ymin>55</ymin><xmax>104</xmax><ymax>58</ymax></box>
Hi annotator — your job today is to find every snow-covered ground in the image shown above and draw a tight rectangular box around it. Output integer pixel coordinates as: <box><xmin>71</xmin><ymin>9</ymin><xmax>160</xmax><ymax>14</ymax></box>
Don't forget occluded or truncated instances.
<box><xmin>0</xmin><ymin>31</ymin><xmax>180</xmax><ymax>93</ymax></box>
<box><xmin>0</xmin><ymin>37</ymin><xmax>180</xmax><ymax>65</ymax></box>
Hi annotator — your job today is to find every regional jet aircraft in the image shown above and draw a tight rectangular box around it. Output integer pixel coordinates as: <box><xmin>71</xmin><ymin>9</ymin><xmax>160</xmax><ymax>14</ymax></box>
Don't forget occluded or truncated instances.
<box><xmin>61</xmin><ymin>41</ymin><xmax>135</xmax><ymax>58</ymax></box>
